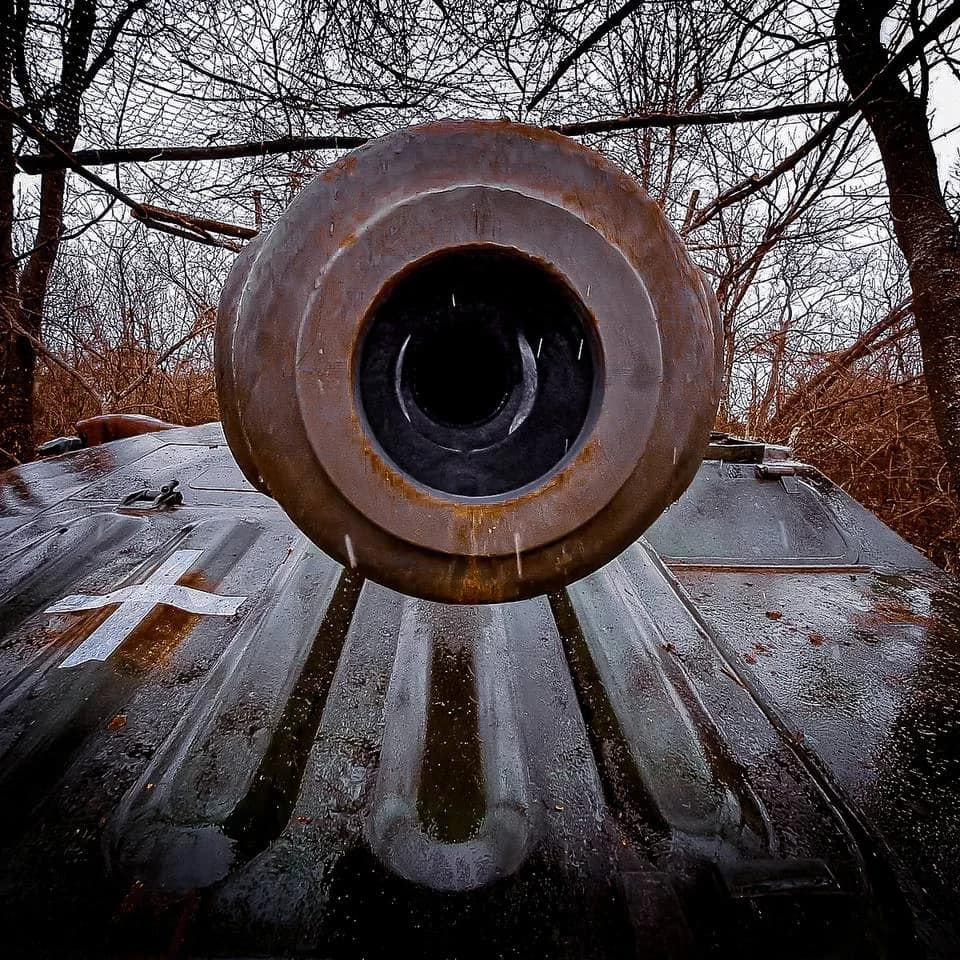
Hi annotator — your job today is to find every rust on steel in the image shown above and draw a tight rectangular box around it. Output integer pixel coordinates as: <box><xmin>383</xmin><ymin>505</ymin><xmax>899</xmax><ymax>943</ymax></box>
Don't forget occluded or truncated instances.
<box><xmin>77</xmin><ymin>414</ymin><xmax>180</xmax><ymax>446</ymax></box>
<box><xmin>216</xmin><ymin>120</ymin><xmax>722</xmax><ymax>603</ymax></box>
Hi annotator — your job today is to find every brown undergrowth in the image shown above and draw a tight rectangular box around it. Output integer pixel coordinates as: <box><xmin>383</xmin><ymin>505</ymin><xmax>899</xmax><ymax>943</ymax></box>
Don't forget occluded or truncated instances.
<box><xmin>33</xmin><ymin>341</ymin><xmax>218</xmax><ymax>445</ymax></box>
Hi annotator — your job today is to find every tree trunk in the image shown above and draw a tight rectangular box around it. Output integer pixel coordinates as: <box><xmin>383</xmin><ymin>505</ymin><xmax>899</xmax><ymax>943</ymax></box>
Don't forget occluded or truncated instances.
<box><xmin>0</xmin><ymin>0</ymin><xmax>26</xmax><ymax>468</ymax></box>
<box><xmin>835</xmin><ymin>0</ymin><xmax>960</xmax><ymax>485</ymax></box>
<box><xmin>2</xmin><ymin>170</ymin><xmax>69</xmax><ymax>466</ymax></box>
<box><xmin>0</xmin><ymin>0</ymin><xmax>96</xmax><ymax>468</ymax></box>
<box><xmin>0</xmin><ymin>325</ymin><xmax>34</xmax><ymax>469</ymax></box>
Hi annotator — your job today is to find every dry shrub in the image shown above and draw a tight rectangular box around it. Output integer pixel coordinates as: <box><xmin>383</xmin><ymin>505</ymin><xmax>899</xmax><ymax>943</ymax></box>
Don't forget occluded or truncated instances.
<box><xmin>33</xmin><ymin>339</ymin><xmax>218</xmax><ymax>445</ymax></box>
<box><xmin>770</xmin><ymin>371</ymin><xmax>960</xmax><ymax>573</ymax></box>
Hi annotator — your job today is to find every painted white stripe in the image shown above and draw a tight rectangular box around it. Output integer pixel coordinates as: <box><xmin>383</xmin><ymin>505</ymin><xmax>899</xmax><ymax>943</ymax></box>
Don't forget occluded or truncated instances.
<box><xmin>47</xmin><ymin>583</ymin><xmax>245</xmax><ymax>617</ymax></box>
<box><xmin>59</xmin><ymin>600</ymin><xmax>159</xmax><ymax>668</ymax></box>
<box><xmin>48</xmin><ymin>549</ymin><xmax>246</xmax><ymax>669</ymax></box>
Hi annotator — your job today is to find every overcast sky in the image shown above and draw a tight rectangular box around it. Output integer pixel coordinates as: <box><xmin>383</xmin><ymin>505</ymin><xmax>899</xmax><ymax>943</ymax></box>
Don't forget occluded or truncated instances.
<box><xmin>929</xmin><ymin>66</ymin><xmax>959</xmax><ymax>173</ymax></box>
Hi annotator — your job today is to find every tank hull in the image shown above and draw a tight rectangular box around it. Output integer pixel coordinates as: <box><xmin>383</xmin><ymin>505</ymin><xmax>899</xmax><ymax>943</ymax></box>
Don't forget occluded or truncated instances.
<box><xmin>0</xmin><ymin>425</ymin><xmax>956</xmax><ymax>957</ymax></box>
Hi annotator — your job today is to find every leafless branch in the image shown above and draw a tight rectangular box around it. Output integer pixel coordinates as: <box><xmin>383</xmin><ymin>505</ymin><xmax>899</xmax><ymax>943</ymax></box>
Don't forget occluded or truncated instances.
<box><xmin>528</xmin><ymin>0</ymin><xmax>647</xmax><ymax>109</ymax></box>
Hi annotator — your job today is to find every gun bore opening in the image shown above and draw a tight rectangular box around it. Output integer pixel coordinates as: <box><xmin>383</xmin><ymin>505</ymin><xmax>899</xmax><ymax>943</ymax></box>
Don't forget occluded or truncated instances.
<box><xmin>357</xmin><ymin>247</ymin><xmax>600</xmax><ymax>499</ymax></box>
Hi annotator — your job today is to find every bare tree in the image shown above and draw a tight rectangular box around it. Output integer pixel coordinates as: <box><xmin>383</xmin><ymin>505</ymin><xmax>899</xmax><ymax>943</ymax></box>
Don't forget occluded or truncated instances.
<box><xmin>0</xmin><ymin>0</ymin><xmax>151</xmax><ymax>466</ymax></box>
<box><xmin>835</xmin><ymin>0</ymin><xmax>960</xmax><ymax>483</ymax></box>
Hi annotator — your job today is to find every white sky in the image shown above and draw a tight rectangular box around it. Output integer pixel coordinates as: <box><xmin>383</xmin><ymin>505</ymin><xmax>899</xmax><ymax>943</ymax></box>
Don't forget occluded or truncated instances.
<box><xmin>930</xmin><ymin>66</ymin><xmax>960</xmax><ymax>175</ymax></box>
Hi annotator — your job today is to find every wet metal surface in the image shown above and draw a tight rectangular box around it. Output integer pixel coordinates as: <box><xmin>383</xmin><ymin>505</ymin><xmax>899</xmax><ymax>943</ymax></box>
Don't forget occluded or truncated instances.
<box><xmin>0</xmin><ymin>423</ymin><xmax>957</xmax><ymax>957</ymax></box>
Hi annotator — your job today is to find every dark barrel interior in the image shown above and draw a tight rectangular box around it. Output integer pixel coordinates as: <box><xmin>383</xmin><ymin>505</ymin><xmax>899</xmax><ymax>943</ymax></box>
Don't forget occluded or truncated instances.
<box><xmin>356</xmin><ymin>247</ymin><xmax>600</xmax><ymax>498</ymax></box>
<box><xmin>407</xmin><ymin>318</ymin><xmax>518</xmax><ymax>429</ymax></box>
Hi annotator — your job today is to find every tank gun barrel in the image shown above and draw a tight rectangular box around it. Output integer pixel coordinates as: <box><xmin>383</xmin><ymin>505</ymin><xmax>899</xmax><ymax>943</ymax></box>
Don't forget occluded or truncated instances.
<box><xmin>216</xmin><ymin>120</ymin><xmax>721</xmax><ymax>603</ymax></box>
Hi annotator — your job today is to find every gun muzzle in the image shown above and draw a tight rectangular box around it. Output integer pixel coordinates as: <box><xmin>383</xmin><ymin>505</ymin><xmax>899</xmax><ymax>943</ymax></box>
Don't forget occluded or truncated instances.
<box><xmin>217</xmin><ymin>120</ymin><xmax>721</xmax><ymax>602</ymax></box>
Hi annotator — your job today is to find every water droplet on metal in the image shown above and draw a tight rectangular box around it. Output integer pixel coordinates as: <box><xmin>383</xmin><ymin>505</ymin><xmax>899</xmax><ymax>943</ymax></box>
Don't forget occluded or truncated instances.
<box><xmin>777</xmin><ymin>519</ymin><xmax>789</xmax><ymax>549</ymax></box>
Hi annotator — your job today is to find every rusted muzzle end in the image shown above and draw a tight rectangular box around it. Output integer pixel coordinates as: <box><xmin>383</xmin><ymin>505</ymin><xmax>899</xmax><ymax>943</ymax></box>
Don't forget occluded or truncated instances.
<box><xmin>216</xmin><ymin>120</ymin><xmax>721</xmax><ymax>603</ymax></box>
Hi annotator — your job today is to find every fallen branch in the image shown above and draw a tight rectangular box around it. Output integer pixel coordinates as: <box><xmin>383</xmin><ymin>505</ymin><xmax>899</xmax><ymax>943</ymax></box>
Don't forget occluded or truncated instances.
<box><xmin>115</xmin><ymin>320</ymin><xmax>217</xmax><ymax>403</ymax></box>
<box><xmin>18</xmin><ymin>133</ymin><xmax>369</xmax><ymax>174</ymax></box>
<box><xmin>772</xmin><ymin>300</ymin><xmax>914</xmax><ymax>428</ymax></box>
<box><xmin>1</xmin><ymin>307</ymin><xmax>104</xmax><ymax>408</ymax></box>
<box><xmin>17</xmin><ymin>103</ymin><xmax>847</xmax><ymax>173</ymax></box>
<box><xmin>131</xmin><ymin>203</ymin><xmax>257</xmax><ymax>241</ymax></box>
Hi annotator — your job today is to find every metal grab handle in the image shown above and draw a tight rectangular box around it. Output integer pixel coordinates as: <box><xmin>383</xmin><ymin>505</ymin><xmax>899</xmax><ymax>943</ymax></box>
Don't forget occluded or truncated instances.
<box><xmin>120</xmin><ymin>479</ymin><xmax>183</xmax><ymax>509</ymax></box>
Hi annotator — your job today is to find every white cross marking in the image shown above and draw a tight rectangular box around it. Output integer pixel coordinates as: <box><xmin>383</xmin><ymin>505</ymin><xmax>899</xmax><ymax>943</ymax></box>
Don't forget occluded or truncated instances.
<box><xmin>47</xmin><ymin>549</ymin><xmax>247</xmax><ymax>668</ymax></box>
